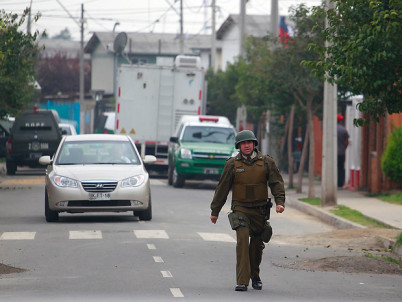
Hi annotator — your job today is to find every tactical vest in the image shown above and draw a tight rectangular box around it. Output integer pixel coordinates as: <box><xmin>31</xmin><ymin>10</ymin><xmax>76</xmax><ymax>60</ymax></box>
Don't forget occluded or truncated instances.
<box><xmin>232</xmin><ymin>157</ymin><xmax>268</xmax><ymax>202</ymax></box>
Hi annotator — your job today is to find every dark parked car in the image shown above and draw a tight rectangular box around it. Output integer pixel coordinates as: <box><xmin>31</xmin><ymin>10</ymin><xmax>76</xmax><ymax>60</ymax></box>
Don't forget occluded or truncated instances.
<box><xmin>0</xmin><ymin>117</ymin><xmax>14</xmax><ymax>158</ymax></box>
<box><xmin>6</xmin><ymin>107</ymin><xmax>62</xmax><ymax>175</ymax></box>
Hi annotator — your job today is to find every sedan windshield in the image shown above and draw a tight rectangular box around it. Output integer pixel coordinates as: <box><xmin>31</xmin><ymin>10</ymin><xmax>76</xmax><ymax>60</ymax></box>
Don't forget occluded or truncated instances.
<box><xmin>56</xmin><ymin>141</ymin><xmax>140</xmax><ymax>165</ymax></box>
<box><xmin>181</xmin><ymin>126</ymin><xmax>235</xmax><ymax>144</ymax></box>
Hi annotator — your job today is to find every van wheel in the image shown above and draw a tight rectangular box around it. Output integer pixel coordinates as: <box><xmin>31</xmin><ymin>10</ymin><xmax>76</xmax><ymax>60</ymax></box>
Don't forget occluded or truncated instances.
<box><xmin>45</xmin><ymin>189</ymin><xmax>59</xmax><ymax>222</ymax></box>
<box><xmin>167</xmin><ymin>163</ymin><xmax>173</xmax><ymax>185</ymax></box>
<box><xmin>172</xmin><ymin>167</ymin><xmax>185</xmax><ymax>188</ymax></box>
<box><xmin>135</xmin><ymin>196</ymin><xmax>152</xmax><ymax>221</ymax></box>
<box><xmin>6</xmin><ymin>159</ymin><xmax>17</xmax><ymax>175</ymax></box>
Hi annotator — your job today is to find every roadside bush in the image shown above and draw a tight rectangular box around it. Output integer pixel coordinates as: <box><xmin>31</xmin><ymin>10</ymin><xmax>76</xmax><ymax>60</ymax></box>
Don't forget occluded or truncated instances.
<box><xmin>381</xmin><ymin>126</ymin><xmax>402</xmax><ymax>183</ymax></box>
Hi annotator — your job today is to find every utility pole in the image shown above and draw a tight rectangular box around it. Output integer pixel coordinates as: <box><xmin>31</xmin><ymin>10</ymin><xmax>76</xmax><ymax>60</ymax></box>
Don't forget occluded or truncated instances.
<box><xmin>180</xmin><ymin>0</ymin><xmax>184</xmax><ymax>55</ymax></box>
<box><xmin>239</xmin><ymin>0</ymin><xmax>246</xmax><ymax>58</ymax></box>
<box><xmin>270</xmin><ymin>0</ymin><xmax>278</xmax><ymax>40</ymax></box>
<box><xmin>27</xmin><ymin>0</ymin><xmax>33</xmax><ymax>34</ymax></box>
<box><xmin>80</xmin><ymin>4</ymin><xmax>85</xmax><ymax>134</ymax></box>
<box><xmin>211</xmin><ymin>0</ymin><xmax>216</xmax><ymax>71</ymax></box>
<box><xmin>321</xmin><ymin>0</ymin><xmax>337</xmax><ymax>206</ymax></box>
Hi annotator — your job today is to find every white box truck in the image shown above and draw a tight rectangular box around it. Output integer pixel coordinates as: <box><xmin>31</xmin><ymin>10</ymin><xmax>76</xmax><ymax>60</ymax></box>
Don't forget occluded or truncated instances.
<box><xmin>115</xmin><ymin>55</ymin><xmax>206</xmax><ymax>174</ymax></box>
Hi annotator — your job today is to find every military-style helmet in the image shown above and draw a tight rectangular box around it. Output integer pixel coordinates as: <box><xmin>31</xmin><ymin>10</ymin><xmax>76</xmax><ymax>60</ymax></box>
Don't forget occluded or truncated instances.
<box><xmin>235</xmin><ymin>130</ymin><xmax>258</xmax><ymax>149</ymax></box>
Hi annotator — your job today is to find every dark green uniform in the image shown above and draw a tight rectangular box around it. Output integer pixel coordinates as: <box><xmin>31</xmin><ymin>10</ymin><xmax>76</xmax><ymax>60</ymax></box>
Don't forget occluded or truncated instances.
<box><xmin>210</xmin><ymin>149</ymin><xmax>285</xmax><ymax>286</ymax></box>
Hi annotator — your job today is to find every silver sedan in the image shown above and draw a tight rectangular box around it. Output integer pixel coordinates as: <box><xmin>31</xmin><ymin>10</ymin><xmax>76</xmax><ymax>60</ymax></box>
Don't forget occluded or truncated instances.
<box><xmin>39</xmin><ymin>134</ymin><xmax>156</xmax><ymax>222</ymax></box>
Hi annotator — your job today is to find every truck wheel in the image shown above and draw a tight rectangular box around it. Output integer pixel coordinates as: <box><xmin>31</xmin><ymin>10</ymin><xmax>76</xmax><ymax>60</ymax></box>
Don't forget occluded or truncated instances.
<box><xmin>45</xmin><ymin>189</ymin><xmax>59</xmax><ymax>222</ymax></box>
<box><xmin>172</xmin><ymin>167</ymin><xmax>185</xmax><ymax>188</ymax></box>
<box><xmin>167</xmin><ymin>163</ymin><xmax>173</xmax><ymax>186</ymax></box>
<box><xmin>135</xmin><ymin>196</ymin><xmax>152</xmax><ymax>221</ymax></box>
<box><xmin>6</xmin><ymin>159</ymin><xmax>17</xmax><ymax>175</ymax></box>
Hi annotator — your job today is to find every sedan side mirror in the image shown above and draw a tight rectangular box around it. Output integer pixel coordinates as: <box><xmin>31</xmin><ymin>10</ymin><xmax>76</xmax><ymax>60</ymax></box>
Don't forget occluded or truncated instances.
<box><xmin>39</xmin><ymin>155</ymin><xmax>52</xmax><ymax>165</ymax></box>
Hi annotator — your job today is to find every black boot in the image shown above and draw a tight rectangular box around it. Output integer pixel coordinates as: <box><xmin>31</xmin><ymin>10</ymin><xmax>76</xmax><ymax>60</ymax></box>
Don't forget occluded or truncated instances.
<box><xmin>251</xmin><ymin>277</ymin><xmax>262</xmax><ymax>290</ymax></box>
<box><xmin>235</xmin><ymin>284</ymin><xmax>247</xmax><ymax>291</ymax></box>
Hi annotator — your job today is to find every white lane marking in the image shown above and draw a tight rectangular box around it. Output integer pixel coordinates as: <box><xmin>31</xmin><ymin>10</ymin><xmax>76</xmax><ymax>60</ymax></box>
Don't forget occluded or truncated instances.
<box><xmin>69</xmin><ymin>230</ymin><xmax>102</xmax><ymax>239</ymax></box>
<box><xmin>161</xmin><ymin>270</ymin><xmax>172</xmax><ymax>278</ymax></box>
<box><xmin>197</xmin><ymin>232</ymin><xmax>236</xmax><ymax>243</ymax></box>
<box><xmin>153</xmin><ymin>256</ymin><xmax>164</xmax><ymax>263</ymax></box>
<box><xmin>0</xmin><ymin>232</ymin><xmax>36</xmax><ymax>240</ymax></box>
<box><xmin>170</xmin><ymin>288</ymin><xmax>184</xmax><ymax>298</ymax></box>
<box><xmin>134</xmin><ymin>230</ymin><xmax>169</xmax><ymax>239</ymax></box>
<box><xmin>147</xmin><ymin>243</ymin><xmax>156</xmax><ymax>250</ymax></box>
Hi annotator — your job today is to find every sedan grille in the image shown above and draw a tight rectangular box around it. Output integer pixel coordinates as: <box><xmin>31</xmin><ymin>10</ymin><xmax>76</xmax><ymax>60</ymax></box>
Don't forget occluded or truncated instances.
<box><xmin>68</xmin><ymin>200</ymin><xmax>131</xmax><ymax>207</ymax></box>
<box><xmin>82</xmin><ymin>181</ymin><xmax>117</xmax><ymax>193</ymax></box>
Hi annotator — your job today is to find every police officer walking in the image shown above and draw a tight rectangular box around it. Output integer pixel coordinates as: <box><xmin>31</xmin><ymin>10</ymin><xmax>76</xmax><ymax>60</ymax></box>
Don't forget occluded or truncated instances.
<box><xmin>210</xmin><ymin>130</ymin><xmax>286</xmax><ymax>292</ymax></box>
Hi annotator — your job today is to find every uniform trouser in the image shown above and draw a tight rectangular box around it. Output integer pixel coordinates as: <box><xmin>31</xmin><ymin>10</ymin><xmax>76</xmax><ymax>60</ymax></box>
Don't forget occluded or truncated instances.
<box><xmin>234</xmin><ymin>205</ymin><xmax>265</xmax><ymax>285</ymax></box>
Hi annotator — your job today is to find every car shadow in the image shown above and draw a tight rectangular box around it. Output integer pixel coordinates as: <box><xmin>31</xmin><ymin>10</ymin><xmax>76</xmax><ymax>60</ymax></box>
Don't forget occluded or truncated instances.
<box><xmin>55</xmin><ymin>213</ymin><xmax>140</xmax><ymax>223</ymax></box>
<box><xmin>178</xmin><ymin>180</ymin><xmax>218</xmax><ymax>191</ymax></box>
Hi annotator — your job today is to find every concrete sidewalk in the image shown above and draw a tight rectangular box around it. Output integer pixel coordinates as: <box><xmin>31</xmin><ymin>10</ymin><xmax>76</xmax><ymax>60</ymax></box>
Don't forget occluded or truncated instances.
<box><xmin>284</xmin><ymin>174</ymin><xmax>402</xmax><ymax>256</ymax></box>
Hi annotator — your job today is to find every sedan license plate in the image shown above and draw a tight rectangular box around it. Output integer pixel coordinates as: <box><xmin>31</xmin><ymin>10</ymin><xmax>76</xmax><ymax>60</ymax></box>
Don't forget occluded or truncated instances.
<box><xmin>88</xmin><ymin>193</ymin><xmax>111</xmax><ymax>200</ymax></box>
<box><xmin>203</xmin><ymin>168</ymin><xmax>219</xmax><ymax>175</ymax></box>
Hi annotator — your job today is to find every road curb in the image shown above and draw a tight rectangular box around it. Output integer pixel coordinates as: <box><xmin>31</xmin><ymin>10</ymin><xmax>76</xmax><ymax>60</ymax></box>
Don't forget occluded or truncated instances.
<box><xmin>287</xmin><ymin>194</ymin><xmax>402</xmax><ymax>258</ymax></box>
<box><xmin>287</xmin><ymin>195</ymin><xmax>365</xmax><ymax>229</ymax></box>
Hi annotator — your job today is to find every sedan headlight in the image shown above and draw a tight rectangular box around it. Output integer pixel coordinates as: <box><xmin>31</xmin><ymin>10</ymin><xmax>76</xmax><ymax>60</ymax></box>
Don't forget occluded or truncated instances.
<box><xmin>180</xmin><ymin>148</ymin><xmax>192</xmax><ymax>159</ymax></box>
<box><xmin>52</xmin><ymin>175</ymin><xmax>78</xmax><ymax>188</ymax></box>
<box><xmin>121</xmin><ymin>175</ymin><xmax>145</xmax><ymax>187</ymax></box>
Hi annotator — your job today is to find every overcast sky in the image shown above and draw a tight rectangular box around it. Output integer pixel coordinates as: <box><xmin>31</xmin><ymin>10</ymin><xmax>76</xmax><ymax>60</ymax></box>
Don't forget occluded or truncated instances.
<box><xmin>2</xmin><ymin>0</ymin><xmax>322</xmax><ymax>41</ymax></box>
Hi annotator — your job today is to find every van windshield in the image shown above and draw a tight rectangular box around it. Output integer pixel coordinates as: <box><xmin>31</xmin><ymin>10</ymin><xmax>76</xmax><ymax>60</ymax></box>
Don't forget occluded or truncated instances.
<box><xmin>181</xmin><ymin>126</ymin><xmax>235</xmax><ymax>144</ymax></box>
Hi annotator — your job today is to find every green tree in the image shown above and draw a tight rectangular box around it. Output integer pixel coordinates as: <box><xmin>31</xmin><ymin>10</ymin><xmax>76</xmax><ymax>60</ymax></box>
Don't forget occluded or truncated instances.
<box><xmin>0</xmin><ymin>8</ymin><xmax>41</xmax><ymax>119</ymax></box>
<box><xmin>205</xmin><ymin>64</ymin><xmax>240</xmax><ymax>124</ymax></box>
<box><xmin>235</xmin><ymin>4</ymin><xmax>325</xmax><ymax>198</ymax></box>
<box><xmin>381</xmin><ymin>126</ymin><xmax>402</xmax><ymax>183</ymax></box>
<box><xmin>50</xmin><ymin>28</ymin><xmax>72</xmax><ymax>40</ymax></box>
<box><xmin>308</xmin><ymin>0</ymin><xmax>402</xmax><ymax>124</ymax></box>
<box><xmin>36</xmin><ymin>52</ymin><xmax>91</xmax><ymax>95</ymax></box>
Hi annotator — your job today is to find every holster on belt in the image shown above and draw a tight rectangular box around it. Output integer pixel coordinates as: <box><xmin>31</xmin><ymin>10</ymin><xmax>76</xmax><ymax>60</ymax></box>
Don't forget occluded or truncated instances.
<box><xmin>262</xmin><ymin>198</ymin><xmax>273</xmax><ymax>243</ymax></box>
<box><xmin>265</xmin><ymin>198</ymin><xmax>273</xmax><ymax>220</ymax></box>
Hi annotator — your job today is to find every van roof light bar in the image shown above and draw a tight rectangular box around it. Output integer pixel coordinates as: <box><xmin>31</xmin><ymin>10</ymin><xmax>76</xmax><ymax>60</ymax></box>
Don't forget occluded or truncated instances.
<box><xmin>199</xmin><ymin>117</ymin><xmax>219</xmax><ymax>123</ymax></box>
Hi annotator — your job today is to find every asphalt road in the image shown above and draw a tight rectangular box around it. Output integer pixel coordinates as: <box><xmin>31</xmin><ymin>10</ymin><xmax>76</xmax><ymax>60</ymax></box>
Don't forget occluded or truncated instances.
<box><xmin>0</xmin><ymin>168</ymin><xmax>401</xmax><ymax>301</ymax></box>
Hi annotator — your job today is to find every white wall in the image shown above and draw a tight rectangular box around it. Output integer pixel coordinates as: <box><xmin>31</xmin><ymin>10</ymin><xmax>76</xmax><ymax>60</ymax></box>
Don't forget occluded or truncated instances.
<box><xmin>90</xmin><ymin>43</ymin><xmax>114</xmax><ymax>95</ymax></box>
<box><xmin>221</xmin><ymin>25</ymin><xmax>240</xmax><ymax>71</ymax></box>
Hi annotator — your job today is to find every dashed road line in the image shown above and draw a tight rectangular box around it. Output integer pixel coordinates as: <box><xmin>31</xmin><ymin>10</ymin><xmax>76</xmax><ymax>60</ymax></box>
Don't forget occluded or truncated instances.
<box><xmin>134</xmin><ymin>230</ymin><xmax>169</xmax><ymax>239</ymax></box>
<box><xmin>0</xmin><ymin>230</ymin><xmax>237</xmax><ymax>243</ymax></box>
<box><xmin>161</xmin><ymin>270</ymin><xmax>173</xmax><ymax>278</ymax></box>
<box><xmin>147</xmin><ymin>243</ymin><xmax>156</xmax><ymax>249</ymax></box>
<box><xmin>153</xmin><ymin>256</ymin><xmax>164</xmax><ymax>263</ymax></box>
<box><xmin>69</xmin><ymin>230</ymin><xmax>102</xmax><ymax>239</ymax></box>
<box><xmin>170</xmin><ymin>288</ymin><xmax>184</xmax><ymax>298</ymax></box>
<box><xmin>0</xmin><ymin>232</ymin><xmax>36</xmax><ymax>240</ymax></box>
<box><xmin>197</xmin><ymin>232</ymin><xmax>236</xmax><ymax>243</ymax></box>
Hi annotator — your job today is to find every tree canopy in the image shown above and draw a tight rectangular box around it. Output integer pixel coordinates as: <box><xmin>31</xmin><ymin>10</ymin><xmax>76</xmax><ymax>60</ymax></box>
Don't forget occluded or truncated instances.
<box><xmin>0</xmin><ymin>9</ymin><xmax>41</xmax><ymax>119</ymax></box>
<box><xmin>307</xmin><ymin>0</ymin><xmax>402</xmax><ymax>124</ymax></box>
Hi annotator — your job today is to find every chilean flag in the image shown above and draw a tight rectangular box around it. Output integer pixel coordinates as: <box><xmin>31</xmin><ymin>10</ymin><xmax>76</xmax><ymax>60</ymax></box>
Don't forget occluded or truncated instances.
<box><xmin>279</xmin><ymin>16</ymin><xmax>292</xmax><ymax>45</ymax></box>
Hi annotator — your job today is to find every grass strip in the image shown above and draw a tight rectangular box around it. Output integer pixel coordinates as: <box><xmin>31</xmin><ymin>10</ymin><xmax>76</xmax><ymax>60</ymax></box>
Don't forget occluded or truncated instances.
<box><xmin>376</xmin><ymin>192</ymin><xmax>402</xmax><ymax>205</ymax></box>
<box><xmin>364</xmin><ymin>253</ymin><xmax>402</xmax><ymax>265</ymax></box>
<box><xmin>299</xmin><ymin>198</ymin><xmax>321</xmax><ymax>206</ymax></box>
<box><xmin>396</xmin><ymin>232</ymin><xmax>402</xmax><ymax>247</ymax></box>
<box><xmin>330</xmin><ymin>205</ymin><xmax>390</xmax><ymax>228</ymax></box>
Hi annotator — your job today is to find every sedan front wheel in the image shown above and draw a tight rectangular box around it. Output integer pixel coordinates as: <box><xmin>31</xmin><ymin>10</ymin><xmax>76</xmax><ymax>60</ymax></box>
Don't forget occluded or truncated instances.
<box><xmin>45</xmin><ymin>189</ymin><xmax>59</xmax><ymax>222</ymax></box>
<box><xmin>134</xmin><ymin>196</ymin><xmax>152</xmax><ymax>221</ymax></box>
